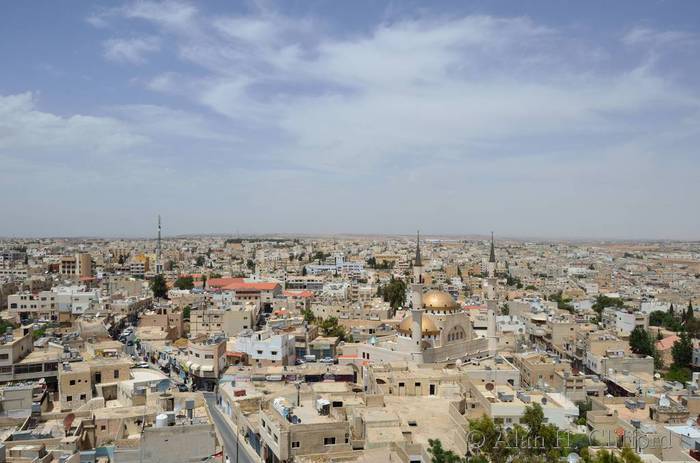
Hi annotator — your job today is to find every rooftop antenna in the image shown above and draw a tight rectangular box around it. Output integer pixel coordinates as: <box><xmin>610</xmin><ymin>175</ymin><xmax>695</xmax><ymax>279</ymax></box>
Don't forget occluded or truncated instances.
<box><xmin>156</xmin><ymin>215</ymin><xmax>163</xmax><ymax>274</ymax></box>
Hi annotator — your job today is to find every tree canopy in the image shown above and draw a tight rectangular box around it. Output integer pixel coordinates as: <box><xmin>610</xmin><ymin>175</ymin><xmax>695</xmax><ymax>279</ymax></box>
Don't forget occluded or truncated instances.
<box><xmin>174</xmin><ymin>275</ymin><xmax>194</xmax><ymax>290</ymax></box>
<box><xmin>379</xmin><ymin>277</ymin><xmax>407</xmax><ymax>309</ymax></box>
<box><xmin>319</xmin><ymin>316</ymin><xmax>350</xmax><ymax>342</ymax></box>
<box><xmin>592</xmin><ymin>295</ymin><xmax>624</xmax><ymax>316</ymax></box>
<box><xmin>150</xmin><ymin>274</ymin><xmax>168</xmax><ymax>299</ymax></box>
<box><xmin>672</xmin><ymin>330</ymin><xmax>693</xmax><ymax>368</ymax></box>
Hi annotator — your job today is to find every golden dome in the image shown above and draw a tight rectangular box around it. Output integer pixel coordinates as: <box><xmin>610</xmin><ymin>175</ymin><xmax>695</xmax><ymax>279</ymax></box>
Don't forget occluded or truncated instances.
<box><xmin>397</xmin><ymin>314</ymin><xmax>440</xmax><ymax>336</ymax></box>
<box><xmin>422</xmin><ymin>290</ymin><xmax>460</xmax><ymax>311</ymax></box>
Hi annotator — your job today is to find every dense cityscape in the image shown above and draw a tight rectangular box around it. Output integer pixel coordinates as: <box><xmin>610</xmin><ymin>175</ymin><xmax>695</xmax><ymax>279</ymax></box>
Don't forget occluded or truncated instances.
<box><xmin>0</xmin><ymin>230</ymin><xmax>698</xmax><ymax>462</ymax></box>
<box><xmin>3</xmin><ymin>0</ymin><xmax>700</xmax><ymax>462</ymax></box>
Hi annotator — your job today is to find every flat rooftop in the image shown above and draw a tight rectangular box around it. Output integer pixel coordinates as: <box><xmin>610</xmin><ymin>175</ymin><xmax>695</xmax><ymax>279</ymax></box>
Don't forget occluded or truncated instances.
<box><xmin>383</xmin><ymin>395</ymin><xmax>460</xmax><ymax>454</ymax></box>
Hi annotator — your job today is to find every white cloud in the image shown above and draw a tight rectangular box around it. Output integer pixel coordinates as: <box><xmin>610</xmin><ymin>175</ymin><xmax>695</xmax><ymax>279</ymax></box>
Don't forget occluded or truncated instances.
<box><xmin>11</xmin><ymin>2</ymin><xmax>700</xmax><ymax>238</ymax></box>
<box><xmin>623</xmin><ymin>26</ymin><xmax>696</xmax><ymax>48</ymax></box>
<box><xmin>103</xmin><ymin>36</ymin><xmax>161</xmax><ymax>64</ymax></box>
<box><xmin>0</xmin><ymin>92</ymin><xmax>146</xmax><ymax>157</ymax></box>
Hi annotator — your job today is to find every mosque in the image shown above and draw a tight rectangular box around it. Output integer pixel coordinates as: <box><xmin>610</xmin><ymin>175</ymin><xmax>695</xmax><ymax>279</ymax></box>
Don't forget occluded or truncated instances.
<box><xmin>346</xmin><ymin>233</ymin><xmax>498</xmax><ymax>364</ymax></box>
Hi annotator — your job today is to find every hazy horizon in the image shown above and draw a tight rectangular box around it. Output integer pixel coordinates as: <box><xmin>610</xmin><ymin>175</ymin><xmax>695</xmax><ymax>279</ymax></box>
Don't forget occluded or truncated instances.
<box><xmin>2</xmin><ymin>1</ymin><xmax>700</xmax><ymax>240</ymax></box>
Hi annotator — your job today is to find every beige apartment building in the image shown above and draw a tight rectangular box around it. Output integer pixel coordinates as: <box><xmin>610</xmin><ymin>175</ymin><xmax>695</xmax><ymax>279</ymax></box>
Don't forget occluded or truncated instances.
<box><xmin>189</xmin><ymin>302</ymin><xmax>257</xmax><ymax>337</ymax></box>
<box><xmin>259</xmin><ymin>396</ymin><xmax>350</xmax><ymax>462</ymax></box>
<box><xmin>58</xmin><ymin>358</ymin><xmax>132</xmax><ymax>410</ymax></box>
<box><xmin>8</xmin><ymin>291</ymin><xmax>57</xmax><ymax>321</ymax></box>
<box><xmin>59</xmin><ymin>253</ymin><xmax>93</xmax><ymax>278</ymax></box>
<box><xmin>138</xmin><ymin>305</ymin><xmax>184</xmax><ymax>340</ymax></box>
<box><xmin>185</xmin><ymin>335</ymin><xmax>226</xmax><ymax>391</ymax></box>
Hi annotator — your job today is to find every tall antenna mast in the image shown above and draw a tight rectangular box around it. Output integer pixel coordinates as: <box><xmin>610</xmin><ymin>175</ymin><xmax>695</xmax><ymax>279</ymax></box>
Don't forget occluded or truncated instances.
<box><xmin>156</xmin><ymin>215</ymin><xmax>163</xmax><ymax>274</ymax></box>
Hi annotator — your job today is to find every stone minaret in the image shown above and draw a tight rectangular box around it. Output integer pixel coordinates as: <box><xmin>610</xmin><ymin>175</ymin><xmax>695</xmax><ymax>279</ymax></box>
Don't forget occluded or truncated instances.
<box><xmin>411</xmin><ymin>231</ymin><xmax>424</xmax><ymax>349</ymax></box>
<box><xmin>485</xmin><ymin>232</ymin><xmax>498</xmax><ymax>357</ymax></box>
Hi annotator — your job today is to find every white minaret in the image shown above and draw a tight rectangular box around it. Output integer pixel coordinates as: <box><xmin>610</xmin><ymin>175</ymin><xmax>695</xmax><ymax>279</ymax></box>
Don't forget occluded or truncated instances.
<box><xmin>485</xmin><ymin>232</ymin><xmax>498</xmax><ymax>357</ymax></box>
<box><xmin>411</xmin><ymin>231</ymin><xmax>425</xmax><ymax>350</ymax></box>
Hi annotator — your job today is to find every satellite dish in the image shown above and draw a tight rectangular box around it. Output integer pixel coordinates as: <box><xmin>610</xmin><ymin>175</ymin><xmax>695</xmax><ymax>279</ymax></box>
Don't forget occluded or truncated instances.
<box><xmin>485</xmin><ymin>382</ymin><xmax>495</xmax><ymax>391</ymax></box>
<box><xmin>541</xmin><ymin>397</ymin><xmax>548</xmax><ymax>405</ymax></box>
<box><xmin>659</xmin><ymin>395</ymin><xmax>670</xmax><ymax>408</ymax></box>
<box><xmin>567</xmin><ymin>453</ymin><xmax>581</xmax><ymax>463</ymax></box>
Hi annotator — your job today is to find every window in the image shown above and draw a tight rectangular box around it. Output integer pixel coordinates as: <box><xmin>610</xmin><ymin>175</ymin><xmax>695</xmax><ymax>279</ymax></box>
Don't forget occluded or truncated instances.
<box><xmin>14</xmin><ymin>364</ymin><xmax>42</xmax><ymax>374</ymax></box>
<box><xmin>80</xmin><ymin>394</ymin><xmax>86</xmax><ymax>400</ymax></box>
<box><xmin>292</xmin><ymin>441</ymin><xmax>300</xmax><ymax>449</ymax></box>
<box><xmin>70</xmin><ymin>380</ymin><xmax>76</xmax><ymax>385</ymax></box>
<box><xmin>0</xmin><ymin>354</ymin><xmax>8</xmax><ymax>360</ymax></box>
<box><xmin>324</xmin><ymin>437</ymin><xmax>336</xmax><ymax>445</ymax></box>
<box><xmin>67</xmin><ymin>395</ymin><xmax>73</xmax><ymax>401</ymax></box>
<box><xmin>114</xmin><ymin>370</ymin><xmax>120</xmax><ymax>379</ymax></box>
<box><xmin>205</xmin><ymin>355</ymin><xmax>213</xmax><ymax>359</ymax></box>
<box><xmin>101</xmin><ymin>425</ymin><xmax>106</xmax><ymax>431</ymax></box>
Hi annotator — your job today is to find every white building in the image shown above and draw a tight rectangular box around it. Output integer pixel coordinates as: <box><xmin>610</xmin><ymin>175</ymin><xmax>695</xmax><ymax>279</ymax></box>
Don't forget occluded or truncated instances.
<box><xmin>234</xmin><ymin>329</ymin><xmax>296</xmax><ymax>366</ymax></box>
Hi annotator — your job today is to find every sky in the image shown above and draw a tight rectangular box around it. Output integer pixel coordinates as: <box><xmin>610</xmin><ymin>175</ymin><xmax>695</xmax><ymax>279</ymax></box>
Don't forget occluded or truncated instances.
<box><xmin>1</xmin><ymin>0</ymin><xmax>699</xmax><ymax>240</ymax></box>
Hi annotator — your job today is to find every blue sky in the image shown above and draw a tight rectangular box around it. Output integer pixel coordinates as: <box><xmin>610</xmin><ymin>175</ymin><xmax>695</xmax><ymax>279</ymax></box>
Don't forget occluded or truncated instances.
<box><xmin>1</xmin><ymin>1</ymin><xmax>699</xmax><ymax>239</ymax></box>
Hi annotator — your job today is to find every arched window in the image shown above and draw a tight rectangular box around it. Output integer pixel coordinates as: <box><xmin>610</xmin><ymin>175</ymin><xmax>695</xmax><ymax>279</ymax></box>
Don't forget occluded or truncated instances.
<box><xmin>446</xmin><ymin>326</ymin><xmax>466</xmax><ymax>343</ymax></box>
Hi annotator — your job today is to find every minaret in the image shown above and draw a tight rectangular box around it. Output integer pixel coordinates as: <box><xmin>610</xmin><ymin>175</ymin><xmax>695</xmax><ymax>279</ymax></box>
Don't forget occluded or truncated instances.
<box><xmin>413</xmin><ymin>230</ymin><xmax>423</xmax><ymax>284</ymax></box>
<box><xmin>487</xmin><ymin>231</ymin><xmax>496</xmax><ymax>278</ymax></box>
<box><xmin>411</xmin><ymin>231</ymin><xmax>424</xmax><ymax>350</ymax></box>
<box><xmin>485</xmin><ymin>232</ymin><xmax>498</xmax><ymax>357</ymax></box>
<box><xmin>155</xmin><ymin>215</ymin><xmax>163</xmax><ymax>274</ymax></box>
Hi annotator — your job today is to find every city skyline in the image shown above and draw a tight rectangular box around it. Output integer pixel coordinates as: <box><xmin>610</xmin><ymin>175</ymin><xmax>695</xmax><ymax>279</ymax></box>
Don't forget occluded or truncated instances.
<box><xmin>2</xmin><ymin>1</ymin><xmax>700</xmax><ymax>239</ymax></box>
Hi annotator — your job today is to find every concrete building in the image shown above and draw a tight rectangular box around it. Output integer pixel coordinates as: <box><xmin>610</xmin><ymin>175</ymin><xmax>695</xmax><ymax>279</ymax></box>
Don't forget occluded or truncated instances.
<box><xmin>58</xmin><ymin>358</ymin><xmax>132</xmax><ymax>410</ymax></box>
<box><xmin>235</xmin><ymin>329</ymin><xmax>296</xmax><ymax>367</ymax></box>
<box><xmin>186</xmin><ymin>335</ymin><xmax>226</xmax><ymax>391</ymax></box>
<box><xmin>190</xmin><ymin>301</ymin><xmax>257</xmax><ymax>337</ymax></box>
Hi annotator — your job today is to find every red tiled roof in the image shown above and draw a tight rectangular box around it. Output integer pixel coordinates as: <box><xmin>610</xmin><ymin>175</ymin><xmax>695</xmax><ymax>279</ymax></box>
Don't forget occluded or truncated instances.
<box><xmin>208</xmin><ymin>277</ymin><xmax>279</xmax><ymax>291</ymax></box>
<box><xmin>283</xmin><ymin>290</ymin><xmax>314</xmax><ymax>298</ymax></box>
<box><xmin>656</xmin><ymin>335</ymin><xmax>679</xmax><ymax>351</ymax></box>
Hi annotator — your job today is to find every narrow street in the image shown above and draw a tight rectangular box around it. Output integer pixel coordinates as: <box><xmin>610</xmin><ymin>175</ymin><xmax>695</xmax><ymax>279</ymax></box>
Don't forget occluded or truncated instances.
<box><xmin>203</xmin><ymin>392</ymin><xmax>256</xmax><ymax>463</ymax></box>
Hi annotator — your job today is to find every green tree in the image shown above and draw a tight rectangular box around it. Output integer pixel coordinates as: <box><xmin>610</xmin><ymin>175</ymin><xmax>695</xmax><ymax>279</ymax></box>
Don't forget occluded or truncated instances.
<box><xmin>502</xmin><ymin>303</ymin><xmax>510</xmax><ymax>316</ymax></box>
<box><xmin>549</xmin><ymin>291</ymin><xmax>573</xmax><ymax>312</ymax></box>
<box><xmin>427</xmin><ymin>438</ymin><xmax>466</xmax><ymax>463</ymax></box>
<box><xmin>174</xmin><ymin>275</ymin><xmax>195</xmax><ymax>290</ymax></box>
<box><xmin>521</xmin><ymin>402</ymin><xmax>545</xmax><ymax>436</ymax></box>
<box><xmin>150</xmin><ymin>274</ymin><xmax>168</xmax><ymax>299</ymax></box>
<box><xmin>182</xmin><ymin>305</ymin><xmax>191</xmax><ymax>320</ymax></box>
<box><xmin>671</xmin><ymin>331</ymin><xmax>693</xmax><ymax>368</ymax></box>
<box><xmin>686</xmin><ymin>300</ymin><xmax>695</xmax><ymax>323</ymax></box>
<box><xmin>592</xmin><ymin>295</ymin><xmax>624</xmax><ymax>317</ymax></box>
<box><xmin>302</xmin><ymin>307</ymin><xmax>315</xmax><ymax>324</ymax></box>
<box><xmin>319</xmin><ymin>316</ymin><xmax>349</xmax><ymax>342</ymax></box>
<box><xmin>382</xmin><ymin>277</ymin><xmax>407</xmax><ymax>309</ymax></box>
<box><xmin>629</xmin><ymin>326</ymin><xmax>654</xmax><ymax>356</ymax></box>
<box><xmin>195</xmin><ymin>255</ymin><xmax>206</xmax><ymax>266</ymax></box>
